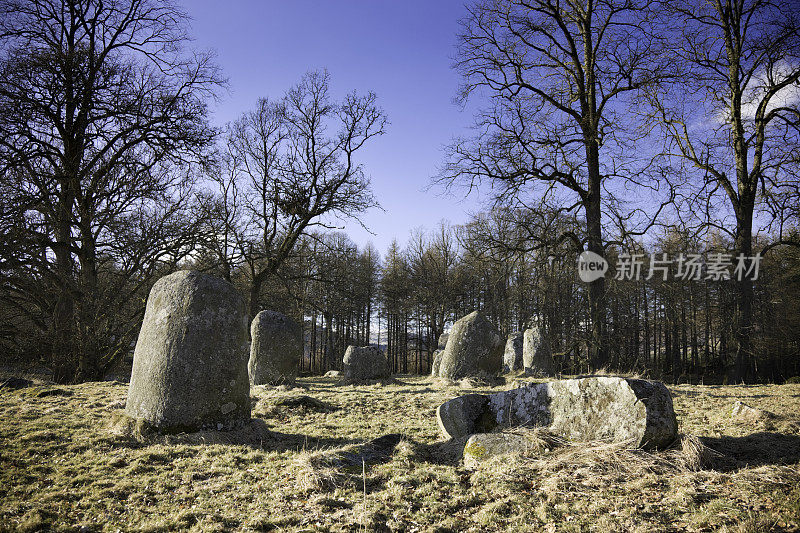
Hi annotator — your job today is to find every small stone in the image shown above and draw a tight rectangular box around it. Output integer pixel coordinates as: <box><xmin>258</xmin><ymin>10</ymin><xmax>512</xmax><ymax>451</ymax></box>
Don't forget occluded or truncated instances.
<box><xmin>731</xmin><ymin>400</ymin><xmax>775</xmax><ymax>421</ymax></box>
<box><xmin>0</xmin><ymin>377</ymin><xmax>33</xmax><ymax>390</ymax></box>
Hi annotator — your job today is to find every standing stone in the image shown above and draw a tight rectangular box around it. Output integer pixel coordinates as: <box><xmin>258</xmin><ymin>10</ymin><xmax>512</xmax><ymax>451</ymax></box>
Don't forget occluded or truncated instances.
<box><xmin>431</xmin><ymin>349</ymin><xmax>444</xmax><ymax>377</ymax></box>
<box><xmin>249</xmin><ymin>310</ymin><xmax>302</xmax><ymax>385</ymax></box>
<box><xmin>503</xmin><ymin>332</ymin><xmax>524</xmax><ymax>373</ymax></box>
<box><xmin>436</xmin><ymin>376</ymin><xmax>678</xmax><ymax>449</ymax></box>
<box><xmin>438</xmin><ymin>311</ymin><xmax>503</xmax><ymax>381</ymax></box>
<box><xmin>126</xmin><ymin>270</ymin><xmax>250</xmax><ymax>431</ymax></box>
<box><xmin>342</xmin><ymin>345</ymin><xmax>390</xmax><ymax>382</ymax></box>
<box><xmin>438</xmin><ymin>333</ymin><xmax>449</xmax><ymax>350</ymax></box>
<box><xmin>523</xmin><ymin>327</ymin><xmax>554</xmax><ymax>376</ymax></box>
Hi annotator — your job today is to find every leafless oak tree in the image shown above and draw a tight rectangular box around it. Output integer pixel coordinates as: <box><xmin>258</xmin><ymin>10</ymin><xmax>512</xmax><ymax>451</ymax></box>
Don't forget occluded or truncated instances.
<box><xmin>0</xmin><ymin>0</ymin><xmax>221</xmax><ymax>382</ymax></box>
<box><xmin>650</xmin><ymin>0</ymin><xmax>800</xmax><ymax>381</ymax></box>
<box><xmin>219</xmin><ymin>71</ymin><xmax>386</xmax><ymax>318</ymax></box>
<box><xmin>438</xmin><ymin>0</ymin><xmax>671</xmax><ymax>368</ymax></box>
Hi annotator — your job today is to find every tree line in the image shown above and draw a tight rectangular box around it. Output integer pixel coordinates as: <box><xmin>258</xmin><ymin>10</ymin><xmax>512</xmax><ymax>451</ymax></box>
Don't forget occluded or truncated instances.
<box><xmin>195</xmin><ymin>211</ymin><xmax>798</xmax><ymax>384</ymax></box>
<box><xmin>1</xmin><ymin>0</ymin><xmax>798</xmax><ymax>383</ymax></box>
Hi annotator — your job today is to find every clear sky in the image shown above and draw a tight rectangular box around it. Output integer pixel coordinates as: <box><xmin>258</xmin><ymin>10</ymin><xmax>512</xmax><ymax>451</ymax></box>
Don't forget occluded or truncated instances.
<box><xmin>180</xmin><ymin>0</ymin><xmax>486</xmax><ymax>257</ymax></box>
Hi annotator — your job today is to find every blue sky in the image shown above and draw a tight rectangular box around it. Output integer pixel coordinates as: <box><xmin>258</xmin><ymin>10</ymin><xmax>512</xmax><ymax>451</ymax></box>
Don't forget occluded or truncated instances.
<box><xmin>181</xmin><ymin>0</ymin><xmax>486</xmax><ymax>256</ymax></box>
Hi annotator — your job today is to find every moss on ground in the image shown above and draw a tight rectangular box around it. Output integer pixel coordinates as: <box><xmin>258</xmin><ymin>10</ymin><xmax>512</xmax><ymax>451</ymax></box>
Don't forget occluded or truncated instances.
<box><xmin>1</xmin><ymin>375</ymin><xmax>799</xmax><ymax>531</ymax></box>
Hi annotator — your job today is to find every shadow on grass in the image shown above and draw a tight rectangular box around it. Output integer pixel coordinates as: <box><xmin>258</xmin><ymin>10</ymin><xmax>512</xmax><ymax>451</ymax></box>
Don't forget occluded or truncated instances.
<box><xmin>701</xmin><ymin>431</ymin><xmax>800</xmax><ymax>472</ymax></box>
<box><xmin>106</xmin><ymin>416</ymin><xmax>362</xmax><ymax>453</ymax></box>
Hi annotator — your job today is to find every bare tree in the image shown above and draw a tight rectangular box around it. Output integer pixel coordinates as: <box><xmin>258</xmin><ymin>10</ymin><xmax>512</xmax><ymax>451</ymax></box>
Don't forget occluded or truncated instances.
<box><xmin>223</xmin><ymin>71</ymin><xmax>386</xmax><ymax>318</ymax></box>
<box><xmin>0</xmin><ymin>0</ymin><xmax>221</xmax><ymax>382</ymax></box>
<box><xmin>438</xmin><ymin>0</ymin><xmax>671</xmax><ymax>368</ymax></box>
<box><xmin>651</xmin><ymin>0</ymin><xmax>800</xmax><ymax>381</ymax></box>
<box><xmin>407</xmin><ymin>222</ymin><xmax>462</xmax><ymax>358</ymax></box>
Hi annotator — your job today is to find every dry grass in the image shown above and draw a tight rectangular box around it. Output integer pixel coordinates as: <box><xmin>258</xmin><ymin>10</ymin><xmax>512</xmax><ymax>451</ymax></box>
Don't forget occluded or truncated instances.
<box><xmin>1</xmin><ymin>374</ymin><xmax>800</xmax><ymax>531</ymax></box>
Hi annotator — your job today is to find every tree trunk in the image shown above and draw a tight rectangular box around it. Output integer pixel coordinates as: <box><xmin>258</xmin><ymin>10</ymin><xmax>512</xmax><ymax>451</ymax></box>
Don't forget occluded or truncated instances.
<box><xmin>76</xmin><ymin>218</ymin><xmax>104</xmax><ymax>382</ymax></box>
<box><xmin>734</xmin><ymin>209</ymin><xmax>755</xmax><ymax>382</ymax></box>
<box><xmin>585</xmin><ymin>145</ymin><xmax>608</xmax><ymax>370</ymax></box>
<box><xmin>51</xmin><ymin>177</ymin><xmax>76</xmax><ymax>384</ymax></box>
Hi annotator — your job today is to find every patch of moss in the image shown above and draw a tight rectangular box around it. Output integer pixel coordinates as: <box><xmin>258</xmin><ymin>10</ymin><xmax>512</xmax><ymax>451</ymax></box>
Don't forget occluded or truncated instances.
<box><xmin>464</xmin><ymin>441</ymin><xmax>487</xmax><ymax>459</ymax></box>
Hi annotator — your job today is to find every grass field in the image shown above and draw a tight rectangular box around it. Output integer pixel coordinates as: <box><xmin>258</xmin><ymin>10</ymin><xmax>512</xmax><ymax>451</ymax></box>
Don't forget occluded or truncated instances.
<box><xmin>1</xmin><ymin>375</ymin><xmax>799</xmax><ymax>532</ymax></box>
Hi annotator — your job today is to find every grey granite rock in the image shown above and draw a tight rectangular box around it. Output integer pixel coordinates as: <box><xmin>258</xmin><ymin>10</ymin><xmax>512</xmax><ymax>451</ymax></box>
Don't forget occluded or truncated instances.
<box><xmin>523</xmin><ymin>327</ymin><xmax>554</xmax><ymax>376</ymax></box>
<box><xmin>463</xmin><ymin>432</ymin><xmax>551</xmax><ymax>469</ymax></box>
<box><xmin>342</xmin><ymin>345</ymin><xmax>390</xmax><ymax>382</ymax></box>
<box><xmin>431</xmin><ymin>349</ymin><xmax>444</xmax><ymax>377</ymax></box>
<box><xmin>248</xmin><ymin>310</ymin><xmax>302</xmax><ymax>385</ymax></box>
<box><xmin>436</xmin><ymin>393</ymin><xmax>497</xmax><ymax>439</ymax></box>
<box><xmin>438</xmin><ymin>333</ymin><xmax>449</xmax><ymax>350</ymax></box>
<box><xmin>126</xmin><ymin>270</ymin><xmax>250</xmax><ymax>431</ymax></box>
<box><xmin>503</xmin><ymin>332</ymin><xmax>524</xmax><ymax>372</ymax></box>
<box><xmin>438</xmin><ymin>311</ymin><xmax>503</xmax><ymax>381</ymax></box>
<box><xmin>437</xmin><ymin>376</ymin><xmax>678</xmax><ymax>449</ymax></box>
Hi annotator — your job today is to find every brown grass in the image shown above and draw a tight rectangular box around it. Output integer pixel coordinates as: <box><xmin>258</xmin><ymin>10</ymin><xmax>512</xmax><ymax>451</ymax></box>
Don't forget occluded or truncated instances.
<box><xmin>1</xmin><ymin>375</ymin><xmax>799</xmax><ymax>531</ymax></box>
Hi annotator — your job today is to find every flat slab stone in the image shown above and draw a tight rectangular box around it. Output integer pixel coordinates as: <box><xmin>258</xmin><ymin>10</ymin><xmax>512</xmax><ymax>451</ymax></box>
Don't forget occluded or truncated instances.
<box><xmin>436</xmin><ymin>376</ymin><xmax>678</xmax><ymax>449</ymax></box>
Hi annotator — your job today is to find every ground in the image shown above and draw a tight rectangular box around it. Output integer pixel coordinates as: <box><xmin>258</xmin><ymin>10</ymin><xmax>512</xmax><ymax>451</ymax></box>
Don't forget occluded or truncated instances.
<box><xmin>1</xmin><ymin>374</ymin><xmax>799</xmax><ymax>532</ymax></box>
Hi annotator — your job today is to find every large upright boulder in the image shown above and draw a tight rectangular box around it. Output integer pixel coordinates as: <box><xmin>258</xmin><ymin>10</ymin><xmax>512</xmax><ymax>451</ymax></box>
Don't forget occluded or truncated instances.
<box><xmin>342</xmin><ymin>345</ymin><xmax>390</xmax><ymax>382</ymax></box>
<box><xmin>523</xmin><ymin>327</ymin><xmax>554</xmax><ymax>376</ymax></box>
<box><xmin>438</xmin><ymin>311</ymin><xmax>504</xmax><ymax>381</ymax></box>
<box><xmin>248</xmin><ymin>310</ymin><xmax>302</xmax><ymax>385</ymax></box>
<box><xmin>436</xmin><ymin>376</ymin><xmax>678</xmax><ymax>449</ymax></box>
<box><xmin>126</xmin><ymin>270</ymin><xmax>250</xmax><ymax>431</ymax></box>
<box><xmin>503</xmin><ymin>332</ymin><xmax>524</xmax><ymax>372</ymax></box>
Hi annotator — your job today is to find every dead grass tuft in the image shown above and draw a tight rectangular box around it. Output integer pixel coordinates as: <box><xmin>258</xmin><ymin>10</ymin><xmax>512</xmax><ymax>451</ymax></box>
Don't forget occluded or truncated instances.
<box><xmin>671</xmin><ymin>433</ymin><xmax>722</xmax><ymax>471</ymax></box>
<box><xmin>292</xmin><ymin>434</ymin><xmax>402</xmax><ymax>492</ymax></box>
<box><xmin>472</xmin><ymin>430</ymin><xmax>721</xmax><ymax>481</ymax></box>
<box><xmin>293</xmin><ymin>445</ymin><xmax>377</xmax><ymax>492</ymax></box>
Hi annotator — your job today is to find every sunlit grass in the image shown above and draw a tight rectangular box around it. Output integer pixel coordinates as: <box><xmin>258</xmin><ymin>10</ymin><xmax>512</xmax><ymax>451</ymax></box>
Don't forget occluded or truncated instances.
<box><xmin>1</xmin><ymin>375</ymin><xmax>799</xmax><ymax>531</ymax></box>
